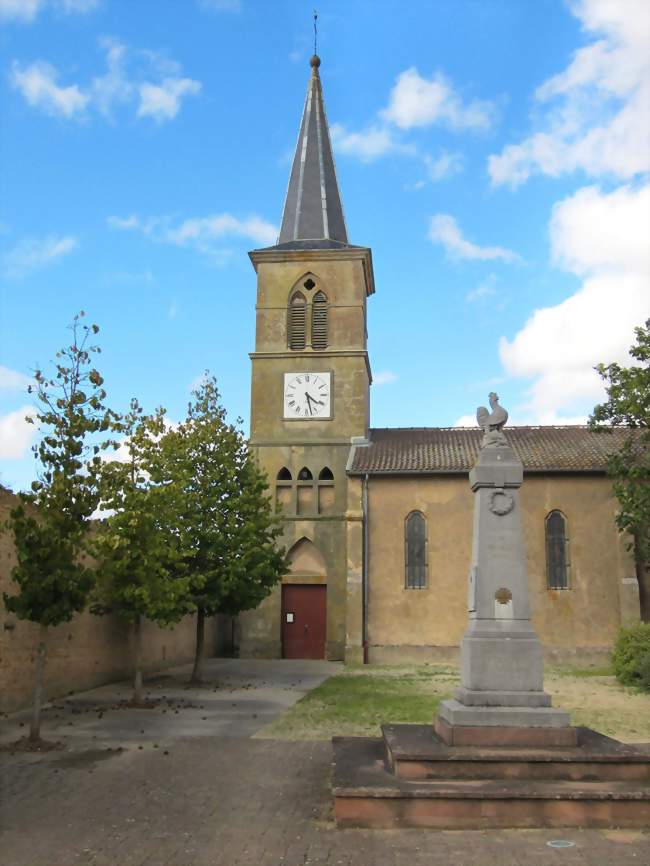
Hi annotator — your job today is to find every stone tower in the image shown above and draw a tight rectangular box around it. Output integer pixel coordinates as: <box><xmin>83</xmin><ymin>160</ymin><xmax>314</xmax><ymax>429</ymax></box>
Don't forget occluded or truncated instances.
<box><xmin>239</xmin><ymin>55</ymin><xmax>375</xmax><ymax>661</ymax></box>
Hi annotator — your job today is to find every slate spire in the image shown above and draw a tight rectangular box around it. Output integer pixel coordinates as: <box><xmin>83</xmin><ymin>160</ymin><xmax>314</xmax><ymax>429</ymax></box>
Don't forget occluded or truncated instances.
<box><xmin>278</xmin><ymin>55</ymin><xmax>349</xmax><ymax>247</ymax></box>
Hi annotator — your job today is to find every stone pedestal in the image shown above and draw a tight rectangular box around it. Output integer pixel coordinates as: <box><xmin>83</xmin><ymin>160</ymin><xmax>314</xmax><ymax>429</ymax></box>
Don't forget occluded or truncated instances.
<box><xmin>436</xmin><ymin>440</ymin><xmax>573</xmax><ymax>746</ymax></box>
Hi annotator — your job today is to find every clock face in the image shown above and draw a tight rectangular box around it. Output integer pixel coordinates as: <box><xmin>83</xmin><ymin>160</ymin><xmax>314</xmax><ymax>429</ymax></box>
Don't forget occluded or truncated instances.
<box><xmin>284</xmin><ymin>372</ymin><xmax>331</xmax><ymax>419</ymax></box>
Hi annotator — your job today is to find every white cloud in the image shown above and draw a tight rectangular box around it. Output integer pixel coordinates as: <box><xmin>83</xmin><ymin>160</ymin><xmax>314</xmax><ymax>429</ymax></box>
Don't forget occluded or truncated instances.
<box><xmin>381</xmin><ymin>67</ymin><xmax>494</xmax><ymax>132</ymax></box>
<box><xmin>11</xmin><ymin>61</ymin><xmax>88</xmax><ymax>117</ymax></box>
<box><xmin>0</xmin><ymin>0</ymin><xmax>43</xmax><ymax>20</ymax></box>
<box><xmin>373</xmin><ymin>370</ymin><xmax>398</xmax><ymax>386</ymax></box>
<box><xmin>4</xmin><ymin>234</ymin><xmax>78</xmax><ymax>278</ymax></box>
<box><xmin>0</xmin><ymin>0</ymin><xmax>98</xmax><ymax>20</ymax></box>
<box><xmin>137</xmin><ymin>77</ymin><xmax>201</xmax><ymax>122</ymax></box>
<box><xmin>91</xmin><ymin>38</ymin><xmax>133</xmax><ymax>117</ymax></box>
<box><xmin>189</xmin><ymin>372</ymin><xmax>209</xmax><ymax>392</ymax></box>
<box><xmin>107</xmin><ymin>214</ymin><xmax>139</xmax><ymax>230</ymax></box>
<box><xmin>0</xmin><ymin>366</ymin><xmax>30</xmax><ymax>391</ymax></box>
<box><xmin>549</xmin><ymin>183</ymin><xmax>650</xmax><ymax>276</ymax></box>
<box><xmin>58</xmin><ymin>0</ymin><xmax>99</xmax><ymax>10</ymax></box>
<box><xmin>108</xmin><ymin>212</ymin><xmax>278</xmax><ymax>252</ymax></box>
<box><xmin>0</xmin><ymin>406</ymin><xmax>37</xmax><ymax>459</ymax></box>
<box><xmin>199</xmin><ymin>0</ymin><xmax>240</xmax><ymax>10</ymax></box>
<box><xmin>329</xmin><ymin>68</ymin><xmax>492</xmax><ymax>171</ymax></box>
<box><xmin>466</xmin><ymin>274</ymin><xmax>498</xmax><ymax>303</ymax></box>
<box><xmin>453</xmin><ymin>414</ymin><xmax>478</xmax><ymax>427</ymax></box>
<box><xmin>452</xmin><ymin>409</ymin><xmax>589</xmax><ymax>427</ymax></box>
<box><xmin>424</xmin><ymin>150</ymin><xmax>463</xmax><ymax>182</ymax></box>
<box><xmin>429</xmin><ymin>215</ymin><xmax>519</xmax><ymax>262</ymax></box>
<box><xmin>11</xmin><ymin>41</ymin><xmax>201</xmax><ymax>124</ymax></box>
<box><xmin>488</xmin><ymin>0</ymin><xmax>650</xmax><ymax>187</ymax></box>
<box><xmin>330</xmin><ymin>123</ymin><xmax>412</xmax><ymax>162</ymax></box>
<box><xmin>500</xmin><ymin>183</ymin><xmax>650</xmax><ymax>420</ymax></box>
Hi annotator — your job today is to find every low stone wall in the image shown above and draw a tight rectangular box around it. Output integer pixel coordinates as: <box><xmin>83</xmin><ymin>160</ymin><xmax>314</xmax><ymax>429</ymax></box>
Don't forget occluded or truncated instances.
<box><xmin>367</xmin><ymin>644</ymin><xmax>613</xmax><ymax>668</ymax></box>
<box><xmin>0</xmin><ymin>488</ymin><xmax>233</xmax><ymax>713</ymax></box>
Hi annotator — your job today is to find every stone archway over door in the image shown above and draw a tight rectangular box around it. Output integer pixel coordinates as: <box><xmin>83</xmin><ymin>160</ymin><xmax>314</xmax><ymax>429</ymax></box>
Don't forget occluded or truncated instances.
<box><xmin>281</xmin><ymin>585</ymin><xmax>327</xmax><ymax>659</ymax></box>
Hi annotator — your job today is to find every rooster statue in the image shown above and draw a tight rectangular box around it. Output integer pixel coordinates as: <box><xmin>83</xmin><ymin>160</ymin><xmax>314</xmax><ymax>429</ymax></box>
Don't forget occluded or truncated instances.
<box><xmin>476</xmin><ymin>392</ymin><xmax>509</xmax><ymax>447</ymax></box>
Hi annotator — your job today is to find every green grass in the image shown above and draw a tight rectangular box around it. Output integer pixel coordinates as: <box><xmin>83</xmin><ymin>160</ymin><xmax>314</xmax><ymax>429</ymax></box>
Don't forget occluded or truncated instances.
<box><xmin>256</xmin><ymin>663</ymin><xmax>650</xmax><ymax>743</ymax></box>
<box><xmin>256</xmin><ymin>665</ymin><xmax>457</xmax><ymax>740</ymax></box>
<box><xmin>547</xmin><ymin>664</ymin><xmax>614</xmax><ymax>679</ymax></box>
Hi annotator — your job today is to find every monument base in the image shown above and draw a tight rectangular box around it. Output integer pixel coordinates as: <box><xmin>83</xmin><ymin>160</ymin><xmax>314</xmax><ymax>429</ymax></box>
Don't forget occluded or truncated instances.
<box><xmin>436</xmin><ymin>698</ymin><xmax>576</xmax><ymax>746</ymax></box>
<box><xmin>332</xmin><ymin>725</ymin><xmax>650</xmax><ymax>829</ymax></box>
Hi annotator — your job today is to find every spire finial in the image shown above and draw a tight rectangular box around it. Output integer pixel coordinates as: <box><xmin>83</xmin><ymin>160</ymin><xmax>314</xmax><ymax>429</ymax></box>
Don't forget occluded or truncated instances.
<box><xmin>310</xmin><ymin>10</ymin><xmax>320</xmax><ymax>74</ymax></box>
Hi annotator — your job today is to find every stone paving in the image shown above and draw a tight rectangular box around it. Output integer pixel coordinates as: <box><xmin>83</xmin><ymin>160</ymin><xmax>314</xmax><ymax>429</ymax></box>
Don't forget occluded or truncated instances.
<box><xmin>1</xmin><ymin>660</ymin><xmax>649</xmax><ymax>866</ymax></box>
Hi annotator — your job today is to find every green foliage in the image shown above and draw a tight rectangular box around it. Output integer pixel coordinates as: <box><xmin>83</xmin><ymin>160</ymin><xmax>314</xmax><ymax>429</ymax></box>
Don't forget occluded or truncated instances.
<box><xmin>638</xmin><ymin>653</ymin><xmax>650</xmax><ymax>693</ymax></box>
<box><xmin>4</xmin><ymin>312</ymin><xmax>116</xmax><ymax>627</ymax></box>
<box><xmin>160</xmin><ymin>374</ymin><xmax>288</xmax><ymax>617</ymax></box>
<box><xmin>591</xmin><ymin>319</ymin><xmax>650</xmax><ymax>565</ymax></box>
<box><xmin>612</xmin><ymin>622</ymin><xmax>650</xmax><ymax>690</ymax></box>
<box><xmin>91</xmin><ymin>399</ymin><xmax>193</xmax><ymax>626</ymax></box>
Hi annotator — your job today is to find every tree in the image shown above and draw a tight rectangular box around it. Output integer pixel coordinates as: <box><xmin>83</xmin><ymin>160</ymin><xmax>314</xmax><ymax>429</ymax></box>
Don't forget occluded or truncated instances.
<box><xmin>3</xmin><ymin>313</ymin><xmax>115</xmax><ymax>742</ymax></box>
<box><xmin>591</xmin><ymin>318</ymin><xmax>650</xmax><ymax>621</ymax></box>
<box><xmin>91</xmin><ymin>400</ymin><xmax>193</xmax><ymax>703</ymax></box>
<box><xmin>161</xmin><ymin>376</ymin><xmax>288</xmax><ymax>683</ymax></box>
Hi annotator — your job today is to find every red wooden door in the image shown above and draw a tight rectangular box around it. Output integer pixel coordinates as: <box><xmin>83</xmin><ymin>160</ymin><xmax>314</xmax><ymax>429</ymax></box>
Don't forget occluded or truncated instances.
<box><xmin>281</xmin><ymin>584</ymin><xmax>327</xmax><ymax>659</ymax></box>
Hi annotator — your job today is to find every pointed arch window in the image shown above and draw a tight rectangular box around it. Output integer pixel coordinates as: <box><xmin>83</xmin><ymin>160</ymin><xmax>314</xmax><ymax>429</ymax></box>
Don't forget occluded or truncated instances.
<box><xmin>318</xmin><ymin>467</ymin><xmax>334</xmax><ymax>481</ymax></box>
<box><xmin>276</xmin><ymin>467</ymin><xmax>292</xmax><ymax>481</ymax></box>
<box><xmin>297</xmin><ymin>467</ymin><xmax>313</xmax><ymax>481</ymax></box>
<box><xmin>311</xmin><ymin>291</ymin><xmax>328</xmax><ymax>350</ymax></box>
<box><xmin>288</xmin><ymin>292</ymin><xmax>307</xmax><ymax>350</ymax></box>
<box><xmin>546</xmin><ymin>510</ymin><xmax>570</xmax><ymax>589</ymax></box>
<box><xmin>405</xmin><ymin>511</ymin><xmax>427</xmax><ymax>589</ymax></box>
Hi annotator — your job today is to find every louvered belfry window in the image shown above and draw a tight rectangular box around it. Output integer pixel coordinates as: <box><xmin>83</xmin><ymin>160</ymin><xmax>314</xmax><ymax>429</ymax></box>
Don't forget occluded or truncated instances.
<box><xmin>288</xmin><ymin>292</ymin><xmax>307</xmax><ymax>350</ymax></box>
<box><xmin>405</xmin><ymin>511</ymin><xmax>427</xmax><ymax>589</ymax></box>
<box><xmin>546</xmin><ymin>510</ymin><xmax>570</xmax><ymax>589</ymax></box>
<box><xmin>311</xmin><ymin>291</ymin><xmax>328</xmax><ymax>350</ymax></box>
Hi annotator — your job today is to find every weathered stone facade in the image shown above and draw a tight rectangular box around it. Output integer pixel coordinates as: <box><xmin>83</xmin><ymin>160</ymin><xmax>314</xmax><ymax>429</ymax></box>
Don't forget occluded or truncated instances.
<box><xmin>240</xmin><ymin>249</ymin><xmax>373</xmax><ymax>662</ymax></box>
<box><xmin>358</xmin><ymin>474</ymin><xmax>638</xmax><ymax>666</ymax></box>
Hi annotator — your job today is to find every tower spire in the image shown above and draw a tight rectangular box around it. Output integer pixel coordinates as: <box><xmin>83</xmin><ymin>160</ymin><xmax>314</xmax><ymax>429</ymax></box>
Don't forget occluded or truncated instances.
<box><xmin>277</xmin><ymin>54</ymin><xmax>349</xmax><ymax>247</ymax></box>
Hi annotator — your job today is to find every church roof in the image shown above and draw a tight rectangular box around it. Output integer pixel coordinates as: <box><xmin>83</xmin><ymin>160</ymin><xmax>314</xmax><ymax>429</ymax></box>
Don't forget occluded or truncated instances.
<box><xmin>275</xmin><ymin>55</ymin><xmax>349</xmax><ymax>248</ymax></box>
<box><xmin>348</xmin><ymin>426</ymin><xmax>630</xmax><ymax>475</ymax></box>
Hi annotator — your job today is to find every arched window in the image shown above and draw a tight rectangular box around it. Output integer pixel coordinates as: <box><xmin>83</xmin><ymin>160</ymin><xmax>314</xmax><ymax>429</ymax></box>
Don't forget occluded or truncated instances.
<box><xmin>297</xmin><ymin>467</ymin><xmax>313</xmax><ymax>481</ymax></box>
<box><xmin>288</xmin><ymin>292</ymin><xmax>306</xmax><ymax>350</ymax></box>
<box><xmin>318</xmin><ymin>467</ymin><xmax>334</xmax><ymax>481</ymax></box>
<box><xmin>405</xmin><ymin>511</ymin><xmax>427</xmax><ymax>589</ymax></box>
<box><xmin>546</xmin><ymin>510</ymin><xmax>570</xmax><ymax>589</ymax></box>
<box><xmin>311</xmin><ymin>291</ymin><xmax>328</xmax><ymax>350</ymax></box>
<box><xmin>276</xmin><ymin>467</ymin><xmax>292</xmax><ymax>481</ymax></box>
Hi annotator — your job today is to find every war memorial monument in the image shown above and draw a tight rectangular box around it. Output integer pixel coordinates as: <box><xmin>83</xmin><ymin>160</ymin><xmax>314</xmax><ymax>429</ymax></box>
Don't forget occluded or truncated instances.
<box><xmin>332</xmin><ymin>396</ymin><xmax>650</xmax><ymax>829</ymax></box>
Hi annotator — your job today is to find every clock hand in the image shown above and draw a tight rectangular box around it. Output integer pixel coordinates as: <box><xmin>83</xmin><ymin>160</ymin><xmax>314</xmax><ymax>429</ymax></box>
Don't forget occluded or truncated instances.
<box><xmin>305</xmin><ymin>391</ymin><xmax>324</xmax><ymax>406</ymax></box>
<box><xmin>304</xmin><ymin>392</ymin><xmax>314</xmax><ymax>415</ymax></box>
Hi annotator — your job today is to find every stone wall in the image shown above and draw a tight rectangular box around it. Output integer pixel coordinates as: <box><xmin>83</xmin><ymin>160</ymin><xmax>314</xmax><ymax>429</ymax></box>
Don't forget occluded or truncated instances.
<box><xmin>0</xmin><ymin>488</ymin><xmax>232</xmax><ymax>713</ymax></box>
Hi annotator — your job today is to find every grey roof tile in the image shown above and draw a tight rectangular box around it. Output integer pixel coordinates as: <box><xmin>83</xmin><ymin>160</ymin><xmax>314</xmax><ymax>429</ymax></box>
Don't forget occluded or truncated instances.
<box><xmin>348</xmin><ymin>427</ymin><xmax>630</xmax><ymax>474</ymax></box>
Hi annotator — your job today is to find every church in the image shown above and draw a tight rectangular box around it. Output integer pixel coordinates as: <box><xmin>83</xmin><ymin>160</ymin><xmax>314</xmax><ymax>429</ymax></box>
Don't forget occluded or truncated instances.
<box><xmin>238</xmin><ymin>55</ymin><xmax>640</xmax><ymax>667</ymax></box>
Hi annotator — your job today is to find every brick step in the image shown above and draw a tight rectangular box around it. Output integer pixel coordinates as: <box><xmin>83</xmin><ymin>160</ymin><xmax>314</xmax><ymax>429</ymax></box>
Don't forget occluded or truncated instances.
<box><xmin>332</xmin><ymin>736</ymin><xmax>650</xmax><ymax>829</ymax></box>
<box><xmin>383</xmin><ymin>724</ymin><xmax>650</xmax><ymax>783</ymax></box>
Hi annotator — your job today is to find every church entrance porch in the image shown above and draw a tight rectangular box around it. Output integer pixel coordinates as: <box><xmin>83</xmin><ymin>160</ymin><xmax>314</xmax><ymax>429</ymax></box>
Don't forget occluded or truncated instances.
<box><xmin>282</xmin><ymin>584</ymin><xmax>327</xmax><ymax>659</ymax></box>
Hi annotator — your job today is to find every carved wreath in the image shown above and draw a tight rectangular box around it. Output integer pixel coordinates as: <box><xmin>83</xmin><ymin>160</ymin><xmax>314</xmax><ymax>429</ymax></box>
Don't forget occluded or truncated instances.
<box><xmin>489</xmin><ymin>489</ymin><xmax>514</xmax><ymax>516</ymax></box>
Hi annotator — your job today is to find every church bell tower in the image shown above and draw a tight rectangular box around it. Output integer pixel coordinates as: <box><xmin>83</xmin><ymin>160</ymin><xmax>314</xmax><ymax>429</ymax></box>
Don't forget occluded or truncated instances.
<box><xmin>240</xmin><ymin>54</ymin><xmax>375</xmax><ymax>661</ymax></box>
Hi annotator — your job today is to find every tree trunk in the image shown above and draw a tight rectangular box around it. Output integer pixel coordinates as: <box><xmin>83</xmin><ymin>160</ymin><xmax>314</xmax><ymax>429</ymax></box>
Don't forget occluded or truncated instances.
<box><xmin>133</xmin><ymin>615</ymin><xmax>144</xmax><ymax>704</ymax></box>
<box><xmin>190</xmin><ymin>607</ymin><xmax>205</xmax><ymax>684</ymax></box>
<box><xmin>29</xmin><ymin>624</ymin><xmax>48</xmax><ymax>742</ymax></box>
<box><xmin>634</xmin><ymin>529</ymin><xmax>649</xmax><ymax>622</ymax></box>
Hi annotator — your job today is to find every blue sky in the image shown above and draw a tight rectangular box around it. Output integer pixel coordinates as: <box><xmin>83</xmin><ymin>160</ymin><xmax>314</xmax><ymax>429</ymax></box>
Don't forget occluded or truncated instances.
<box><xmin>1</xmin><ymin>0</ymin><xmax>648</xmax><ymax>492</ymax></box>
